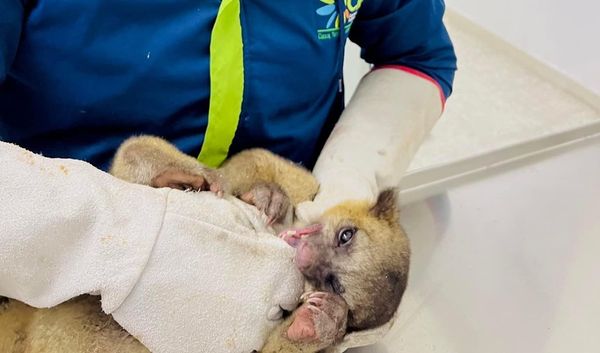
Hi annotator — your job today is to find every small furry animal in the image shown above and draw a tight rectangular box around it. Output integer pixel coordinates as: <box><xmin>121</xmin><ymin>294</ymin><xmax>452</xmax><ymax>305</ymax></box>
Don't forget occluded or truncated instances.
<box><xmin>0</xmin><ymin>136</ymin><xmax>410</xmax><ymax>353</ymax></box>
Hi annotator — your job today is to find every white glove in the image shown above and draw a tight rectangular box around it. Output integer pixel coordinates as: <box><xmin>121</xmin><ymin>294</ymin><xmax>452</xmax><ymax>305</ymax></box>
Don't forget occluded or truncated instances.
<box><xmin>296</xmin><ymin>68</ymin><xmax>445</xmax><ymax>352</ymax></box>
<box><xmin>0</xmin><ymin>141</ymin><xmax>303</xmax><ymax>353</ymax></box>
<box><xmin>296</xmin><ymin>68</ymin><xmax>444</xmax><ymax>221</ymax></box>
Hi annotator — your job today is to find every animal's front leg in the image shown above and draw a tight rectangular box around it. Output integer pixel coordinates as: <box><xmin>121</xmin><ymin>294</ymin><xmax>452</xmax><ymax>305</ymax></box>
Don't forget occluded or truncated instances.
<box><xmin>260</xmin><ymin>292</ymin><xmax>348</xmax><ymax>353</ymax></box>
<box><xmin>110</xmin><ymin>135</ymin><xmax>224</xmax><ymax>194</ymax></box>
<box><xmin>150</xmin><ymin>167</ymin><xmax>223</xmax><ymax>194</ymax></box>
<box><xmin>220</xmin><ymin>149</ymin><xmax>319</xmax><ymax>206</ymax></box>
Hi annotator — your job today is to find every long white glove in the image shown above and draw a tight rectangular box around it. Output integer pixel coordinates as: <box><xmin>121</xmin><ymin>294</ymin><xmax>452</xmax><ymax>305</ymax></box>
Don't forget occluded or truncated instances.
<box><xmin>297</xmin><ymin>67</ymin><xmax>444</xmax><ymax>218</ymax></box>
<box><xmin>0</xmin><ymin>141</ymin><xmax>303</xmax><ymax>353</ymax></box>
<box><xmin>296</xmin><ymin>67</ymin><xmax>445</xmax><ymax>352</ymax></box>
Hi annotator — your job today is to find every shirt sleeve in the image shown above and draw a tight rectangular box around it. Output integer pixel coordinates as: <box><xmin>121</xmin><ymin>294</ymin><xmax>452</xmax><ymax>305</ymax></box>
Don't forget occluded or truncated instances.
<box><xmin>0</xmin><ymin>0</ymin><xmax>22</xmax><ymax>83</ymax></box>
<box><xmin>349</xmin><ymin>0</ymin><xmax>457</xmax><ymax>98</ymax></box>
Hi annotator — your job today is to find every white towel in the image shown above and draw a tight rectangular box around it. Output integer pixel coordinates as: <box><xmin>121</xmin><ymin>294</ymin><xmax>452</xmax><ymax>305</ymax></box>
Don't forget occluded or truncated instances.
<box><xmin>0</xmin><ymin>141</ymin><xmax>303</xmax><ymax>353</ymax></box>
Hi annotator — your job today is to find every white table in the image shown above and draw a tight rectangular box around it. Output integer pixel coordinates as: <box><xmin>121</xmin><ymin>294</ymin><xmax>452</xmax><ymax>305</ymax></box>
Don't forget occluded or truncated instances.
<box><xmin>350</xmin><ymin>138</ymin><xmax>600</xmax><ymax>353</ymax></box>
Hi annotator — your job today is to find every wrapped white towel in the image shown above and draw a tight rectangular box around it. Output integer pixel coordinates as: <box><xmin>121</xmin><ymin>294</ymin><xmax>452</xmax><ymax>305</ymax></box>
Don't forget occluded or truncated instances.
<box><xmin>0</xmin><ymin>141</ymin><xmax>303</xmax><ymax>353</ymax></box>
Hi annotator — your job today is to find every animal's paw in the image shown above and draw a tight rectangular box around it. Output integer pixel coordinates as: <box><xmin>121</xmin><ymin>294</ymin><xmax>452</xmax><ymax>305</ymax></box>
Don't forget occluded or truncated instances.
<box><xmin>286</xmin><ymin>292</ymin><xmax>348</xmax><ymax>347</ymax></box>
<box><xmin>240</xmin><ymin>182</ymin><xmax>290</xmax><ymax>225</ymax></box>
<box><xmin>151</xmin><ymin>167</ymin><xmax>224</xmax><ymax>195</ymax></box>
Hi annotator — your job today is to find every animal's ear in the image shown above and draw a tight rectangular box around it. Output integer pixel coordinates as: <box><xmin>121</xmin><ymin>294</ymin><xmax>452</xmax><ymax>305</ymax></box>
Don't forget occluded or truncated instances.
<box><xmin>370</xmin><ymin>188</ymin><xmax>399</xmax><ymax>222</ymax></box>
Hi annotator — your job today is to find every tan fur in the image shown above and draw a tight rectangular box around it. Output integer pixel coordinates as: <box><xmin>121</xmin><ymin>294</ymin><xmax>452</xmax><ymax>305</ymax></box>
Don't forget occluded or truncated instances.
<box><xmin>260</xmin><ymin>190</ymin><xmax>410</xmax><ymax>351</ymax></box>
<box><xmin>110</xmin><ymin>135</ymin><xmax>211</xmax><ymax>186</ymax></box>
<box><xmin>220</xmin><ymin>148</ymin><xmax>319</xmax><ymax>206</ymax></box>
<box><xmin>319</xmin><ymin>193</ymin><xmax>409</xmax><ymax>330</ymax></box>
<box><xmin>0</xmin><ymin>296</ymin><xmax>148</xmax><ymax>353</ymax></box>
<box><xmin>0</xmin><ymin>136</ymin><xmax>409</xmax><ymax>353</ymax></box>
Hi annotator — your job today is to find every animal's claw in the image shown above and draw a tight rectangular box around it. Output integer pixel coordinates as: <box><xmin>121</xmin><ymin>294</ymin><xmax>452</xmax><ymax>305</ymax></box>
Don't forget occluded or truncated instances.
<box><xmin>241</xmin><ymin>182</ymin><xmax>290</xmax><ymax>225</ymax></box>
<box><xmin>286</xmin><ymin>292</ymin><xmax>349</xmax><ymax>347</ymax></box>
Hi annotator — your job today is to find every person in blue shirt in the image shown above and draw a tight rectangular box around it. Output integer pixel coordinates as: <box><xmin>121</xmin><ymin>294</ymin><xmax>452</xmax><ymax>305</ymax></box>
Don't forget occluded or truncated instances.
<box><xmin>0</xmin><ymin>0</ymin><xmax>456</xmax><ymax>351</ymax></box>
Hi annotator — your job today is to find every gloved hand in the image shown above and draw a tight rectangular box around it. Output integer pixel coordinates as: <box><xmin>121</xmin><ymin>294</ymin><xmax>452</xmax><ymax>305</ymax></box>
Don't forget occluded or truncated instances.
<box><xmin>0</xmin><ymin>142</ymin><xmax>303</xmax><ymax>353</ymax></box>
<box><xmin>295</xmin><ymin>68</ymin><xmax>446</xmax><ymax>353</ymax></box>
<box><xmin>296</xmin><ymin>68</ymin><xmax>445</xmax><ymax>223</ymax></box>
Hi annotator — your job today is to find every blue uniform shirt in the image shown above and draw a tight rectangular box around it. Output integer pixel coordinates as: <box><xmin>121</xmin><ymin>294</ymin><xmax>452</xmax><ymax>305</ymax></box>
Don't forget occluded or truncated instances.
<box><xmin>0</xmin><ymin>0</ymin><xmax>456</xmax><ymax>170</ymax></box>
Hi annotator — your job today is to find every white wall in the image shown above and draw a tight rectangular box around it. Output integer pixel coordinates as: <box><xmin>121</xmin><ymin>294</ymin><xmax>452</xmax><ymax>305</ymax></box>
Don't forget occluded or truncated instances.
<box><xmin>343</xmin><ymin>42</ymin><xmax>370</xmax><ymax>104</ymax></box>
<box><xmin>447</xmin><ymin>0</ymin><xmax>600</xmax><ymax>95</ymax></box>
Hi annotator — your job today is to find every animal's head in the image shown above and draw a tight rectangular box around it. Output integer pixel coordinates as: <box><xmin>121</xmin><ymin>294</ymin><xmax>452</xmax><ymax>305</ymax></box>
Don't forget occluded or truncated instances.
<box><xmin>288</xmin><ymin>189</ymin><xmax>410</xmax><ymax>331</ymax></box>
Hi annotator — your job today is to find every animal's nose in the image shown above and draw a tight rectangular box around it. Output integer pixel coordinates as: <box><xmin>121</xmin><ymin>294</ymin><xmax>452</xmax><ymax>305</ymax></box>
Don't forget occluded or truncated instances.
<box><xmin>278</xmin><ymin>224</ymin><xmax>323</xmax><ymax>247</ymax></box>
<box><xmin>293</xmin><ymin>224</ymin><xmax>323</xmax><ymax>237</ymax></box>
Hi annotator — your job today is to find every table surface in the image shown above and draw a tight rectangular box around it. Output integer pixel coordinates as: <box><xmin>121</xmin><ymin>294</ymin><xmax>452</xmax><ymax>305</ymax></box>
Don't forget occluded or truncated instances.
<box><xmin>344</xmin><ymin>12</ymin><xmax>600</xmax><ymax>204</ymax></box>
<box><xmin>349</xmin><ymin>139</ymin><xmax>600</xmax><ymax>353</ymax></box>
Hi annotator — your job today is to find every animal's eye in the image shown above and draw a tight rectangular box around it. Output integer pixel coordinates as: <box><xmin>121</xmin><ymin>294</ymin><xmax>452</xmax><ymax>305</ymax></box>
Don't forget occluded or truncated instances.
<box><xmin>338</xmin><ymin>227</ymin><xmax>356</xmax><ymax>246</ymax></box>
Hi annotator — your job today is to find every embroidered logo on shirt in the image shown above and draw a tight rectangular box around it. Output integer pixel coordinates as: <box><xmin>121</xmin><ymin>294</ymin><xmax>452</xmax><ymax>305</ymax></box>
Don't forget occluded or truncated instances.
<box><xmin>316</xmin><ymin>0</ymin><xmax>363</xmax><ymax>40</ymax></box>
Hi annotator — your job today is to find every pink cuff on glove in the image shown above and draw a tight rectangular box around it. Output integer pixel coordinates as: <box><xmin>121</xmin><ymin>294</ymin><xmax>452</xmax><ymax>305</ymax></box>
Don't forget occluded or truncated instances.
<box><xmin>373</xmin><ymin>65</ymin><xmax>446</xmax><ymax>110</ymax></box>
